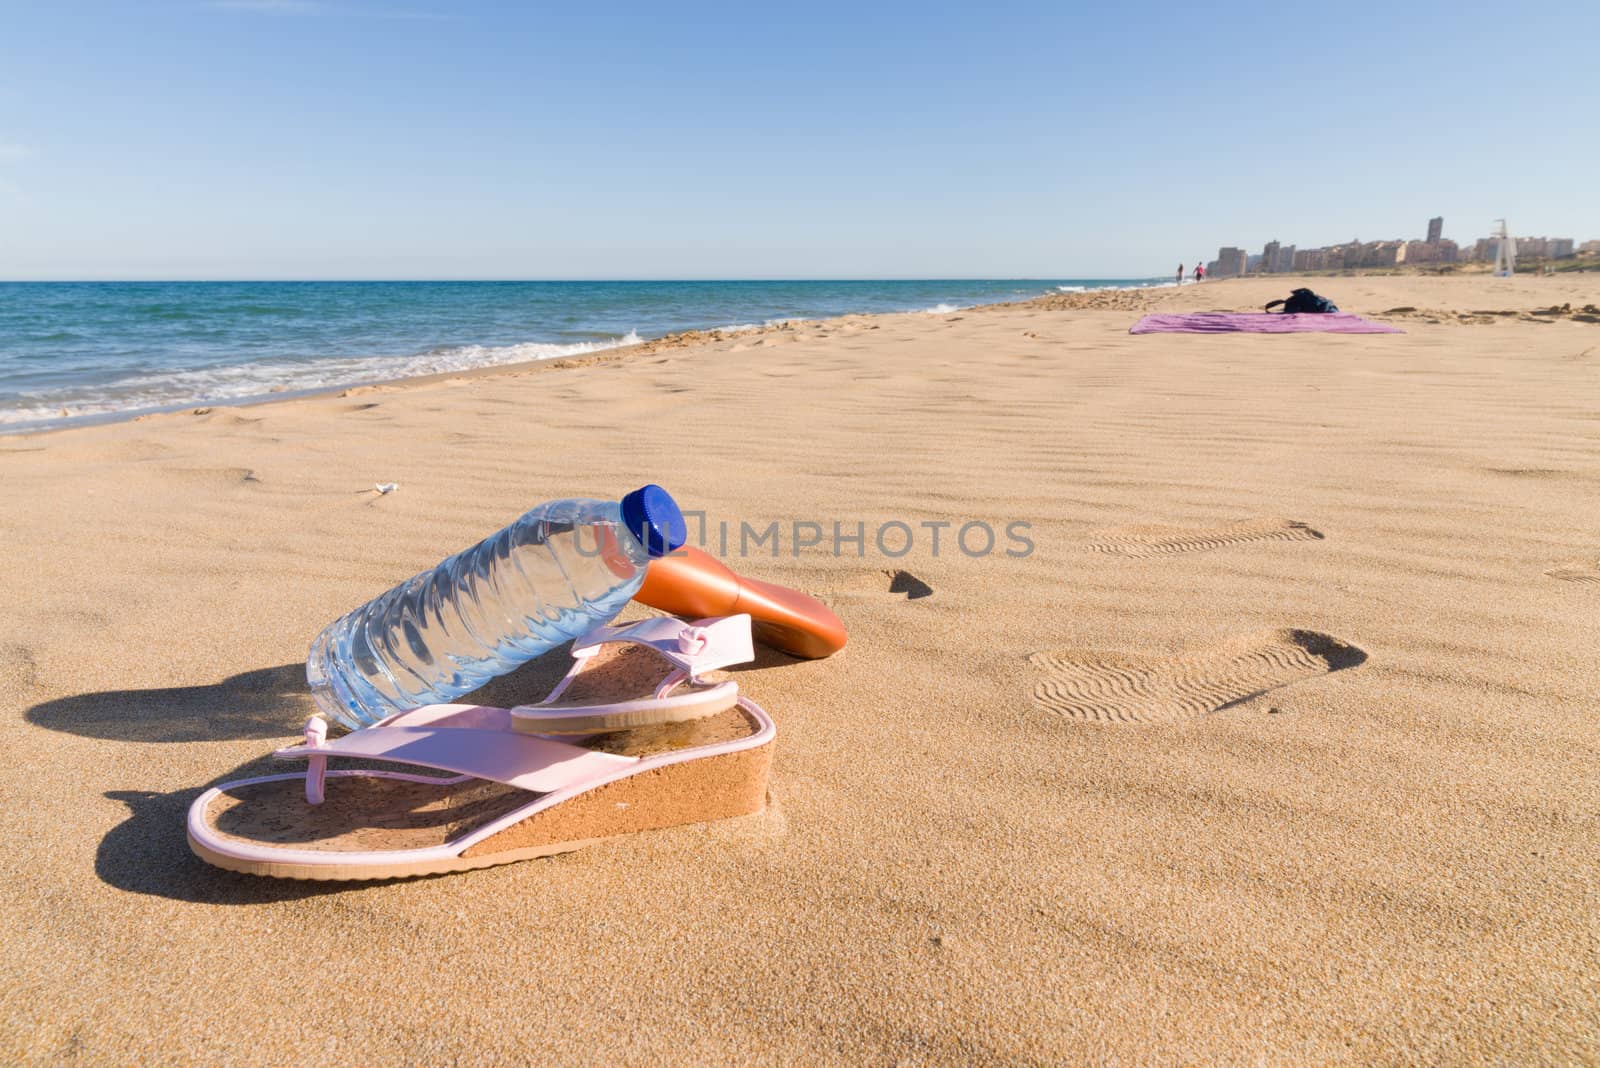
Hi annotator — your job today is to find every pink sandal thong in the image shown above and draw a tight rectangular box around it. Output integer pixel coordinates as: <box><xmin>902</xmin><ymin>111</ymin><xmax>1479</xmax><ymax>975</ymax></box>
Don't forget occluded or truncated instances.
<box><xmin>186</xmin><ymin>615</ymin><xmax>773</xmax><ymax>881</ymax></box>
<box><xmin>509</xmin><ymin>614</ymin><xmax>754</xmax><ymax>736</ymax></box>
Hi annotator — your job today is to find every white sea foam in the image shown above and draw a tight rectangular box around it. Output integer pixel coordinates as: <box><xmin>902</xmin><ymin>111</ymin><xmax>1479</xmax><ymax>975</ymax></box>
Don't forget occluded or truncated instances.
<box><xmin>1060</xmin><ymin>280</ymin><xmax>1182</xmax><ymax>293</ymax></box>
<box><xmin>921</xmin><ymin>303</ymin><xmax>961</xmax><ymax>314</ymax></box>
<box><xmin>0</xmin><ymin>330</ymin><xmax>645</xmax><ymax>429</ymax></box>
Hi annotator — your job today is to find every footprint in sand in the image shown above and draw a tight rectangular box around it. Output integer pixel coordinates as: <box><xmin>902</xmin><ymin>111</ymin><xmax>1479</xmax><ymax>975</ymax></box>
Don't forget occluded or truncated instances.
<box><xmin>1090</xmin><ymin>517</ymin><xmax>1323</xmax><ymax>558</ymax></box>
<box><xmin>0</xmin><ymin>642</ymin><xmax>40</xmax><ymax>694</ymax></box>
<box><xmin>1027</xmin><ymin>628</ymin><xmax>1365</xmax><ymax>724</ymax></box>
<box><xmin>1544</xmin><ymin>560</ymin><xmax>1600</xmax><ymax>583</ymax></box>
<box><xmin>109</xmin><ymin>438</ymin><xmax>176</xmax><ymax>462</ymax></box>
<box><xmin>1485</xmin><ymin>467</ymin><xmax>1570</xmax><ymax>479</ymax></box>
<box><xmin>167</xmin><ymin>466</ymin><xmax>263</xmax><ymax>488</ymax></box>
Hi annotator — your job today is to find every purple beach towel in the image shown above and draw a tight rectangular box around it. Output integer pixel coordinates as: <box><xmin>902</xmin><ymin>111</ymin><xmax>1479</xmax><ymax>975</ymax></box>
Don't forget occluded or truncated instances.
<box><xmin>1130</xmin><ymin>312</ymin><xmax>1403</xmax><ymax>335</ymax></box>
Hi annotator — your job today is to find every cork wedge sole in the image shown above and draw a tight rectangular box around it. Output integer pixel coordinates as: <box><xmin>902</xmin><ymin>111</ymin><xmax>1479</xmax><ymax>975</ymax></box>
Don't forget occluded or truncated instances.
<box><xmin>187</xmin><ymin>701</ymin><xmax>774</xmax><ymax>881</ymax></box>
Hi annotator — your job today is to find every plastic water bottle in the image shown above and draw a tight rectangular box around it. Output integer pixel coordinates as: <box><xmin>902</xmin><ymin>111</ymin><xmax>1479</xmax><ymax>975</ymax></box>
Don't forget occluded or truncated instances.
<box><xmin>306</xmin><ymin>484</ymin><xmax>686</xmax><ymax>729</ymax></box>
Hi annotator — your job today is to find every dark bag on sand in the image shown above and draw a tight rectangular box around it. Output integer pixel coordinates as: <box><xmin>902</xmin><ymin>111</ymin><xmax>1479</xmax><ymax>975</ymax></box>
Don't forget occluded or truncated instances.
<box><xmin>1265</xmin><ymin>289</ymin><xmax>1339</xmax><ymax>314</ymax></box>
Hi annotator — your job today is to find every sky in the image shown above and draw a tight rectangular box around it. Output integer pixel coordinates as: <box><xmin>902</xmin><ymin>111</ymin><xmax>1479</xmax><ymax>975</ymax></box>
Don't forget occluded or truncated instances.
<box><xmin>1</xmin><ymin>0</ymin><xmax>1597</xmax><ymax>280</ymax></box>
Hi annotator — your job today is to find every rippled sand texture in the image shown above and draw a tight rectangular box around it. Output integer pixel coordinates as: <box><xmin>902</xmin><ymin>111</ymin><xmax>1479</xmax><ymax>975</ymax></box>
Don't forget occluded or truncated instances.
<box><xmin>1090</xmin><ymin>517</ymin><xmax>1324</xmax><ymax>558</ymax></box>
<box><xmin>2</xmin><ymin>273</ymin><xmax>1597</xmax><ymax>1064</ymax></box>
<box><xmin>1029</xmin><ymin>629</ymin><xmax>1366</xmax><ymax>723</ymax></box>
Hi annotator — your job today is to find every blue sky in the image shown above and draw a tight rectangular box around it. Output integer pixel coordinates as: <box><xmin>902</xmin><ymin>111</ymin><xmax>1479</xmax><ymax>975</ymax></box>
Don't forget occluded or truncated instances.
<box><xmin>1</xmin><ymin>1</ymin><xmax>1596</xmax><ymax>279</ymax></box>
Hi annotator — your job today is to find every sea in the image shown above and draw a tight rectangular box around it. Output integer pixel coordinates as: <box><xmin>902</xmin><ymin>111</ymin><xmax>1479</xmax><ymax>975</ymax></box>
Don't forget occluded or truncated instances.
<box><xmin>0</xmin><ymin>279</ymin><xmax>1165</xmax><ymax>432</ymax></box>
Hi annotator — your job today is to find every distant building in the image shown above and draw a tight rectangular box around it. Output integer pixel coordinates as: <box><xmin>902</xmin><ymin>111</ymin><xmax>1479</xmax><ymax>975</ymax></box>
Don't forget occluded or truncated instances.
<box><xmin>1580</xmin><ymin>240</ymin><xmax>1600</xmax><ymax>254</ymax></box>
<box><xmin>1332</xmin><ymin>241</ymin><xmax>1379</xmax><ymax>267</ymax></box>
<box><xmin>1254</xmin><ymin>241</ymin><xmax>1292</xmax><ymax>273</ymax></box>
<box><xmin>1329</xmin><ymin>240</ymin><xmax>1368</xmax><ymax>269</ymax></box>
<box><xmin>1317</xmin><ymin>245</ymin><xmax>1352</xmax><ymax>270</ymax></box>
<box><xmin>1210</xmin><ymin>247</ymin><xmax>1248</xmax><ymax>278</ymax></box>
<box><xmin>1482</xmin><ymin>236</ymin><xmax>1574</xmax><ymax>260</ymax></box>
<box><xmin>1194</xmin><ymin>225</ymin><xmax>1578</xmax><ymax>272</ymax></box>
<box><xmin>1361</xmin><ymin>241</ymin><xmax>1405</xmax><ymax>267</ymax></box>
<box><xmin>1401</xmin><ymin>239</ymin><xmax>1458</xmax><ymax>264</ymax></box>
<box><xmin>1459</xmin><ymin>234</ymin><xmax>1590</xmax><ymax>263</ymax></box>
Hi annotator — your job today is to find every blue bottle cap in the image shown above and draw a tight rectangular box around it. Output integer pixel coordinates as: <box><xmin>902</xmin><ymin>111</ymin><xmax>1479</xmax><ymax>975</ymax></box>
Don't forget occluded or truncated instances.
<box><xmin>620</xmin><ymin>484</ymin><xmax>686</xmax><ymax>559</ymax></box>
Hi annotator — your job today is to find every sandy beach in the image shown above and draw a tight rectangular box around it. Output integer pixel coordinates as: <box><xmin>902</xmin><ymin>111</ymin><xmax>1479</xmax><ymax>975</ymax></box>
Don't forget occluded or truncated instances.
<box><xmin>2</xmin><ymin>273</ymin><xmax>1596</xmax><ymax>1063</ymax></box>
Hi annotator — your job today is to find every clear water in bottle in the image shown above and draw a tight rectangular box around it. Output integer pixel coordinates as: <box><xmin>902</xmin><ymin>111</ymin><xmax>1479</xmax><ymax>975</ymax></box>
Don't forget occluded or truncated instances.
<box><xmin>306</xmin><ymin>485</ymin><xmax>686</xmax><ymax>729</ymax></box>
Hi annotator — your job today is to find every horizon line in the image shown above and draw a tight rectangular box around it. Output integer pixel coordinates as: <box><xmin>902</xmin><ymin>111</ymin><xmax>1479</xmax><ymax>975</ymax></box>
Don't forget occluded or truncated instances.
<box><xmin>0</xmin><ymin>275</ymin><xmax>1167</xmax><ymax>285</ymax></box>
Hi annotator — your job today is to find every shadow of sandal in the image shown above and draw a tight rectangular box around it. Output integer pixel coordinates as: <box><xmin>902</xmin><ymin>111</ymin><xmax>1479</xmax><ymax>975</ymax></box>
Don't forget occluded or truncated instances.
<box><xmin>103</xmin><ymin>751</ymin><xmax>508</xmax><ymax>900</ymax></box>
<box><xmin>101</xmin><ymin>633</ymin><xmax>801</xmax><ymax>896</ymax></box>
<box><xmin>99</xmin><ymin>789</ymin><xmax>345</xmax><ymax>903</ymax></box>
<box><xmin>27</xmin><ymin>663</ymin><xmax>313</xmax><ymax>743</ymax></box>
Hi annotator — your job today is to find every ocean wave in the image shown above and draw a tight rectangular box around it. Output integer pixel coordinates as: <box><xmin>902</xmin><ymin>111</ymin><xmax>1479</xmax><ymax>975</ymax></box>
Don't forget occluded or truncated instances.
<box><xmin>1061</xmin><ymin>280</ymin><xmax>1181</xmax><ymax>293</ymax></box>
<box><xmin>0</xmin><ymin>280</ymin><xmax>1178</xmax><ymax>432</ymax></box>
<box><xmin>0</xmin><ymin>330</ymin><xmax>644</xmax><ymax>429</ymax></box>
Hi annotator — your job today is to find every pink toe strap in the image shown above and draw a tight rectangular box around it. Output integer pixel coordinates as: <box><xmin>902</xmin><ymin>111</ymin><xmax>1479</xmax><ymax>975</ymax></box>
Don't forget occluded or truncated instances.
<box><xmin>303</xmin><ymin>716</ymin><xmax>328</xmax><ymax>805</ymax></box>
<box><xmin>570</xmin><ymin>614</ymin><xmax>754</xmax><ymax>679</ymax></box>
<box><xmin>276</xmin><ymin>704</ymin><xmax>637</xmax><ymax>799</ymax></box>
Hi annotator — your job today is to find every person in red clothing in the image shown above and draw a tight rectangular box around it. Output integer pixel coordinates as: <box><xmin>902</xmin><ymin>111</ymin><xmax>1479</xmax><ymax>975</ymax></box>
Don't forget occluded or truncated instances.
<box><xmin>1194</xmin><ymin>263</ymin><xmax>1205</xmax><ymax>282</ymax></box>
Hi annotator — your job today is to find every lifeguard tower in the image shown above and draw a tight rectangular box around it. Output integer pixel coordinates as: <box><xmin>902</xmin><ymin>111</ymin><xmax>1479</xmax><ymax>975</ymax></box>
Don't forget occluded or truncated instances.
<box><xmin>1492</xmin><ymin>219</ymin><xmax>1516</xmax><ymax>277</ymax></box>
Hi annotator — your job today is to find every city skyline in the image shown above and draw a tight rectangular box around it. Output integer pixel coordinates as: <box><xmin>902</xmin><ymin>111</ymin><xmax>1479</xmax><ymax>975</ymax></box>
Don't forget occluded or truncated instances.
<box><xmin>1203</xmin><ymin>217</ymin><xmax>1590</xmax><ymax>278</ymax></box>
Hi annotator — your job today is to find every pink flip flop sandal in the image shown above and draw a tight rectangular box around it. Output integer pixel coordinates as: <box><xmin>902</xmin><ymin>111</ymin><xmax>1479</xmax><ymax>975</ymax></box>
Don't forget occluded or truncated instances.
<box><xmin>509</xmin><ymin>614</ymin><xmax>754</xmax><ymax>736</ymax></box>
<box><xmin>186</xmin><ymin>617</ymin><xmax>773</xmax><ymax>881</ymax></box>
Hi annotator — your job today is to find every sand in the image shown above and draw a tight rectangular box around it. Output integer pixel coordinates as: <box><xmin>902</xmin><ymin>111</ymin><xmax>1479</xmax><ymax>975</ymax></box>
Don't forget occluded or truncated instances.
<box><xmin>1</xmin><ymin>273</ymin><xmax>1597</xmax><ymax>1064</ymax></box>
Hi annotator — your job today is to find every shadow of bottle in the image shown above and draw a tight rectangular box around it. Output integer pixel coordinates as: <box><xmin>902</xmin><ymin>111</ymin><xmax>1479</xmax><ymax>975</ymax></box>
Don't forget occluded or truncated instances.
<box><xmin>27</xmin><ymin>663</ymin><xmax>314</xmax><ymax>743</ymax></box>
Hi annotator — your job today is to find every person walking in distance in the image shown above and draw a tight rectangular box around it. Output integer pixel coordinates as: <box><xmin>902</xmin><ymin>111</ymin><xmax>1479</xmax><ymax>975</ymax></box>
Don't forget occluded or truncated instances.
<box><xmin>1194</xmin><ymin>262</ymin><xmax>1205</xmax><ymax>283</ymax></box>
<box><xmin>1177</xmin><ymin>263</ymin><xmax>1185</xmax><ymax>285</ymax></box>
